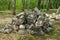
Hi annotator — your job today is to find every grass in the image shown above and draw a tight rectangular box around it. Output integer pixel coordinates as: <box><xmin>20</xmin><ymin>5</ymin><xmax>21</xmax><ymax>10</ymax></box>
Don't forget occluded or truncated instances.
<box><xmin>0</xmin><ymin>10</ymin><xmax>60</xmax><ymax>40</ymax></box>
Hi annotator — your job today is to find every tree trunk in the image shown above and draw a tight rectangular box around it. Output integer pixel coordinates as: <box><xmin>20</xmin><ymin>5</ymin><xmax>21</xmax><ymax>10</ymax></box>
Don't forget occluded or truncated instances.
<box><xmin>26</xmin><ymin>0</ymin><xmax>30</xmax><ymax>10</ymax></box>
<box><xmin>2</xmin><ymin>0</ymin><xmax>4</xmax><ymax>10</ymax></box>
<box><xmin>58</xmin><ymin>0</ymin><xmax>60</xmax><ymax>6</ymax></box>
<box><xmin>56</xmin><ymin>0</ymin><xmax>58</xmax><ymax>8</ymax></box>
<box><xmin>37</xmin><ymin>0</ymin><xmax>41</xmax><ymax>10</ymax></box>
<box><xmin>47</xmin><ymin>0</ymin><xmax>50</xmax><ymax>11</ymax></box>
<box><xmin>13</xmin><ymin>0</ymin><xmax>16</xmax><ymax>15</ymax></box>
<box><xmin>22</xmin><ymin>0</ymin><xmax>25</xmax><ymax>11</ymax></box>
<box><xmin>8</xmin><ymin>0</ymin><xmax>11</xmax><ymax>10</ymax></box>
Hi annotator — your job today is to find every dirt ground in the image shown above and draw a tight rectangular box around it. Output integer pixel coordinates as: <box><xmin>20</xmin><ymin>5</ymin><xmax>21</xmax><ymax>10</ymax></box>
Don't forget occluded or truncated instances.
<box><xmin>0</xmin><ymin>13</ymin><xmax>60</xmax><ymax>40</ymax></box>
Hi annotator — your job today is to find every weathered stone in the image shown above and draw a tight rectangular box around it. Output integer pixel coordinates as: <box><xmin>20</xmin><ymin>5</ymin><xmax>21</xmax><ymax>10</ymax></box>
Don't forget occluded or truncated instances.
<box><xmin>0</xmin><ymin>28</ymin><xmax>4</xmax><ymax>33</ymax></box>
<box><xmin>35</xmin><ymin>20</ymin><xmax>43</xmax><ymax>27</ymax></box>
<box><xmin>16</xmin><ymin>12</ymin><xmax>24</xmax><ymax>19</ymax></box>
<box><xmin>33</xmin><ymin>7</ymin><xmax>41</xmax><ymax>15</ymax></box>
<box><xmin>18</xmin><ymin>30</ymin><xmax>26</xmax><ymax>35</ymax></box>
<box><xmin>25</xmin><ymin>24</ymin><xmax>34</xmax><ymax>30</ymax></box>
<box><xmin>4</xmin><ymin>24</ymin><xmax>13</xmax><ymax>29</ymax></box>
<box><xmin>12</xmin><ymin>18</ymin><xmax>17</xmax><ymax>25</ymax></box>
<box><xmin>15</xmin><ymin>12</ymin><xmax>25</xmax><ymax>25</ymax></box>
<box><xmin>18</xmin><ymin>25</ymin><xmax>26</xmax><ymax>34</ymax></box>
<box><xmin>15</xmin><ymin>19</ymin><xmax>22</xmax><ymax>26</ymax></box>
<box><xmin>3</xmin><ymin>28</ymin><xmax>13</xmax><ymax>34</ymax></box>
<box><xmin>30</xmin><ymin>27</ymin><xmax>44</xmax><ymax>35</ymax></box>
<box><xmin>42</xmin><ymin>19</ymin><xmax>52</xmax><ymax>33</ymax></box>
<box><xmin>26</xmin><ymin>12</ymin><xmax>37</xmax><ymax>25</ymax></box>
<box><xmin>0</xmin><ymin>24</ymin><xmax>13</xmax><ymax>34</ymax></box>
<box><xmin>12</xmin><ymin>25</ymin><xmax>18</xmax><ymax>32</ymax></box>
<box><xmin>46</xmin><ymin>27</ymin><xmax>52</xmax><ymax>32</ymax></box>
<box><xmin>25</xmin><ymin>24</ymin><xmax>30</xmax><ymax>29</ymax></box>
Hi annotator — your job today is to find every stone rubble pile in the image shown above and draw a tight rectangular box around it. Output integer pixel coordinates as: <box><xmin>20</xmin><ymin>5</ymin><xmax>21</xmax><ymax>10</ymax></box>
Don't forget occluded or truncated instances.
<box><xmin>0</xmin><ymin>8</ymin><xmax>53</xmax><ymax>35</ymax></box>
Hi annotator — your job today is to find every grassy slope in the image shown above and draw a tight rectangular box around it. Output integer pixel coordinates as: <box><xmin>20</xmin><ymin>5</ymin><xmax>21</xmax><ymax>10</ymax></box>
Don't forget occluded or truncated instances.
<box><xmin>0</xmin><ymin>10</ymin><xmax>60</xmax><ymax>40</ymax></box>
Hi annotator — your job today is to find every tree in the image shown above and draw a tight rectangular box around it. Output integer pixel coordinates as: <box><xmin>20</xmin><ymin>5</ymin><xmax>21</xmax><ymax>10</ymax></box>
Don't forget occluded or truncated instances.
<box><xmin>22</xmin><ymin>0</ymin><xmax>25</xmax><ymax>11</ymax></box>
<box><xmin>8</xmin><ymin>0</ymin><xmax>11</xmax><ymax>10</ymax></box>
<box><xmin>58</xmin><ymin>0</ymin><xmax>60</xmax><ymax>6</ymax></box>
<box><xmin>13</xmin><ymin>0</ymin><xmax>16</xmax><ymax>15</ymax></box>
<box><xmin>37</xmin><ymin>0</ymin><xmax>41</xmax><ymax>10</ymax></box>
<box><xmin>26</xmin><ymin>0</ymin><xmax>30</xmax><ymax>10</ymax></box>
<box><xmin>2</xmin><ymin>0</ymin><xmax>4</xmax><ymax>10</ymax></box>
<box><xmin>53</xmin><ymin>0</ymin><xmax>57</xmax><ymax>9</ymax></box>
<box><xmin>47</xmin><ymin>0</ymin><xmax>50</xmax><ymax>11</ymax></box>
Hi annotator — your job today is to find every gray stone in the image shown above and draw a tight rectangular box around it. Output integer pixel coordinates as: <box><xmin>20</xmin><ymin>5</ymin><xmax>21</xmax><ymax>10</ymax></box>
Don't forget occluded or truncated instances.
<box><xmin>0</xmin><ymin>24</ymin><xmax>13</xmax><ymax>33</ymax></box>
<box><xmin>42</xmin><ymin>19</ymin><xmax>52</xmax><ymax>33</ymax></box>
<box><xmin>12</xmin><ymin>18</ymin><xmax>17</xmax><ymax>25</ymax></box>
<box><xmin>33</xmin><ymin>7</ymin><xmax>41</xmax><ymax>15</ymax></box>
<box><xmin>25</xmin><ymin>24</ymin><xmax>30</xmax><ymax>29</ymax></box>
<box><xmin>3</xmin><ymin>28</ymin><xmax>13</xmax><ymax>34</ymax></box>
<box><xmin>4</xmin><ymin>24</ymin><xmax>13</xmax><ymax>29</ymax></box>
<box><xmin>25</xmin><ymin>24</ymin><xmax>34</xmax><ymax>29</ymax></box>
<box><xmin>18</xmin><ymin>30</ymin><xmax>26</xmax><ymax>35</ymax></box>
<box><xmin>15</xmin><ymin>12</ymin><xmax>25</xmax><ymax>25</ymax></box>
<box><xmin>46</xmin><ymin>27</ymin><xmax>52</xmax><ymax>32</ymax></box>
<box><xmin>0</xmin><ymin>28</ymin><xmax>5</xmax><ymax>33</ymax></box>
<box><xmin>29</xmin><ymin>27</ymin><xmax>44</xmax><ymax>35</ymax></box>
<box><xmin>12</xmin><ymin>25</ymin><xmax>18</xmax><ymax>32</ymax></box>
<box><xmin>16</xmin><ymin>12</ymin><xmax>24</xmax><ymax>19</ymax></box>
<box><xmin>17</xmin><ymin>13</ymin><xmax>25</xmax><ymax>24</ymax></box>
<box><xmin>40</xmin><ymin>30</ymin><xmax>44</xmax><ymax>35</ymax></box>
<box><xmin>18</xmin><ymin>25</ymin><xmax>26</xmax><ymax>35</ymax></box>
<box><xmin>26</xmin><ymin>12</ymin><xmax>37</xmax><ymax>24</ymax></box>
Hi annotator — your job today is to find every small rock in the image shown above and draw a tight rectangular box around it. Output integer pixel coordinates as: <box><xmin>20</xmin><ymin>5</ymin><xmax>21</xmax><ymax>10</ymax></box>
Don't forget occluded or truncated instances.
<box><xmin>16</xmin><ymin>12</ymin><xmax>24</xmax><ymax>19</ymax></box>
<box><xmin>35</xmin><ymin>20</ymin><xmax>43</xmax><ymax>27</ymax></box>
<box><xmin>46</xmin><ymin>27</ymin><xmax>52</xmax><ymax>32</ymax></box>
<box><xmin>12</xmin><ymin>18</ymin><xmax>17</xmax><ymax>25</ymax></box>
<box><xmin>19</xmin><ymin>25</ymin><xmax>25</xmax><ymax>29</ymax></box>
<box><xmin>18</xmin><ymin>30</ymin><xmax>26</xmax><ymax>35</ymax></box>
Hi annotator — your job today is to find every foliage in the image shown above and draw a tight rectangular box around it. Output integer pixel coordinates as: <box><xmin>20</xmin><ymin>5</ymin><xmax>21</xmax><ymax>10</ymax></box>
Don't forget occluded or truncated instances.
<box><xmin>0</xmin><ymin>0</ymin><xmax>60</xmax><ymax>11</ymax></box>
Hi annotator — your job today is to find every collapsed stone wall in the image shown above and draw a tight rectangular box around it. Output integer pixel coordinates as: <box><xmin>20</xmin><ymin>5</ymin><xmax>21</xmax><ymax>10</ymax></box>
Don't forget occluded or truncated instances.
<box><xmin>0</xmin><ymin>8</ymin><xmax>53</xmax><ymax>35</ymax></box>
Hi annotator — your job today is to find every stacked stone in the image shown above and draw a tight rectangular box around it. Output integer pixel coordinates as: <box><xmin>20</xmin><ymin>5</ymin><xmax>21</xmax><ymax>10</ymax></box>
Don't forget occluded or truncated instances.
<box><xmin>0</xmin><ymin>8</ymin><xmax>52</xmax><ymax>35</ymax></box>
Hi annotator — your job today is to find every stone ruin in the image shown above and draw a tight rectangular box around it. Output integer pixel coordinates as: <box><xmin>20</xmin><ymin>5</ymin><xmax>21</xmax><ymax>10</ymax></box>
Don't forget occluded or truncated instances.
<box><xmin>0</xmin><ymin>8</ymin><xmax>53</xmax><ymax>35</ymax></box>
